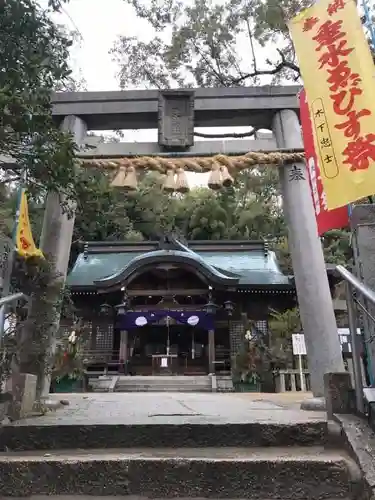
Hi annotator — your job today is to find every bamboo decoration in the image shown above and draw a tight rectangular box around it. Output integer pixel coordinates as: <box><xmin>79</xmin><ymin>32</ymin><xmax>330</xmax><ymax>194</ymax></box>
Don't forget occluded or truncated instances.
<box><xmin>207</xmin><ymin>162</ymin><xmax>223</xmax><ymax>190</ymax></box>
<box><xmin>163</xmin><ymin>168</ymin><xmax>176</xmax><ymax>192</ymax></box>
<box><xmin>220</xmin><ymin>165</ymin><xmax>234</xmax><ymax>187</ymax></box>
<box><xmin>175</xmin><ymin>167</ymin><xmax>190</xmax><ymax>193</ymax></box>
<box><xmin>110</xmin><ymin>166</ymin><xmax>127</xmax><ymax>188</ymax></box>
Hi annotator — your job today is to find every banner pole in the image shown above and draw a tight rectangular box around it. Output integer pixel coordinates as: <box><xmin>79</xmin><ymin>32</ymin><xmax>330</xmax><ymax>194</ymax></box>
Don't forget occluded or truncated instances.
<box><xmin>298</xmin><ymin>354</ymin><xmax>306</xmax><ymax>391</ymax></box>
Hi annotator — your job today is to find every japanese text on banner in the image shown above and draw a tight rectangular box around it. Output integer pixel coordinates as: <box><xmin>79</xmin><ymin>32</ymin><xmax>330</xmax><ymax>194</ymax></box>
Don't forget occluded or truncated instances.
<box><xmin>289</xmin><ymin>0</ymin><xmax>375</xmax><ymax>210</ymax></box>
<box><xmin>299</xmin><ymin>89</ymin><xmax>348</xmax><ymax>235</ymax></box>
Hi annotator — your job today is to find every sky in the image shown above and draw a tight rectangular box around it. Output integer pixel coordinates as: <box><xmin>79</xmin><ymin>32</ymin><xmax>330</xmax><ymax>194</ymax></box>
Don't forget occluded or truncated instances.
<box><xmin>49</xmin><ymin>0</ymin><xmax>278</xmax><ymax>140</ymax></box>
<box><xmin>52</xmin><ymin>0</ymin><xmax>144</xmax><ymax>92</ymax></box>
<box><xmin>51</xmin><ymin>0</ymin><xmax>278</xmax><ymax>93</ymax></box>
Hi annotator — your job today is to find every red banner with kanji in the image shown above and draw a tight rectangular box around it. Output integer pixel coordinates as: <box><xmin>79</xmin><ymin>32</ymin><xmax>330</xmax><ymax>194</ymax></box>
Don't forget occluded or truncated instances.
<box><xmin>299</xmin><ymin>89</ymin><xmax>349</xmax><ymax>235</ymax></box>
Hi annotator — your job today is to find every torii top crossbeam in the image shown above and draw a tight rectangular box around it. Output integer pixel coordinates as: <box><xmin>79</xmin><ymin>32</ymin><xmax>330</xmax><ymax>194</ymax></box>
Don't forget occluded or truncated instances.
<box><xmin>51</xmin><ymin>85</ymin><xmax>301</xmax><ymax>131</ymax></box>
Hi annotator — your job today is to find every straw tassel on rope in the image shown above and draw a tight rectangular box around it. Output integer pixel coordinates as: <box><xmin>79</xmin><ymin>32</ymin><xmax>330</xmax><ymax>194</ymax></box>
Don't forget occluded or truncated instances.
<box><xmin>123</xmin><ymin>165</ymin><xmax>138</xmax><ymax>190</ymax></box>
<box><xmin>175</xmin><ymin>167</ymin><xmax>190</xmax><ymax>193</ymax></box>
<box><xmin>110</xmin><ymin>165</ymin><xmax>138</xmax><ymax>190</ymax></box>
<box><xmin>163</xmin><ymin>168</ymin><xmax>176</xmax><ymax>192</ymax></box>
<box><xmin>208</xmin><ymin>162</ymin><xmax>223</xmax><ymax>190</ymax></box>
<box><xmin>220</xmin><ymin>165</ymin><xmax>234</xmax><ymax>187</ymax></box>
<box><xmin>110</xmin><ymin>166</ymin><xmax>127</xmax><ymax>188</ymax></box>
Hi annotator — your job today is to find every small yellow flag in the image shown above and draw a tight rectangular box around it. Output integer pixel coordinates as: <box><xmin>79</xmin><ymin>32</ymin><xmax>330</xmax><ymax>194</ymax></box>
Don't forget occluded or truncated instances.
<box><xmin>15</xmin><ymin>190</ymin><xmax>44</xmax><ymax>259</ymax></box>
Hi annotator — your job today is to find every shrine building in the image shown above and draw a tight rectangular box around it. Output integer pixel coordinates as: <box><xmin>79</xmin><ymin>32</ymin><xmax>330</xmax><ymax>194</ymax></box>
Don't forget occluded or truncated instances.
<box><xmin>65</xmin><ymin>236</ymin><xmax>340</xmax><ymax>379</ymax></box>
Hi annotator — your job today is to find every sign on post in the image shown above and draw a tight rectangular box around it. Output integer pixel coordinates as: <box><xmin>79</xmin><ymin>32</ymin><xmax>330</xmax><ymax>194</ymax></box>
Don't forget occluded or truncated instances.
<box><xmin>292</xmin><ymin>333</ymin><xmax>307</xmax><ymax>355</ymax></box>
<box><xmin>292</xmin><ymin>333</ymin><xmax>307</xmax><ymax>391</ymax></box>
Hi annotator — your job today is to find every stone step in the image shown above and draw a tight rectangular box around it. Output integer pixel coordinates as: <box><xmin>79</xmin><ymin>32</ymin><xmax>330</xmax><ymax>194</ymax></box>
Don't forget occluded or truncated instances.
<box><xmin>114</xmin><ymin>387</ymin><xmax>212</xmax><ymax>392</ymax></box>
<box><xmin>116</xmin><ymin>377</ymin><xmax>211</xmax><ymax>384</ymax></box>
<box><xmin>114</xmin><ymin>375</ymin><xmax>212</xmax><ymax>393</ymax></box>
<box><xmin>115</xmin><ymin>384</ymin><xmax>212</xmax><ymax>392</ymax></box>
<box><xmin>116</xmin><ymin>376</ymin><xmax>211</xmax><ymax>381</ymax></box>
<box><xmin>91</xmin><ymin>376</ymin><xmax>213</xmax><ymax>393</ymax></box>
<box><xmin>0</xmin><ymin>447</ymin><xmax>361</xmax><ymax>498</ymax></box>
<box><xmin>115</xmin><ymin>382</ymin><xmax>212</xmax><ymax>387</ymax></box>
<box><xmin>0</xmin><ymin>498</ymin><xmax>356</xmax><ymax>500</ymax></box>
<box><xmin>0</xmin><ymin>498</ymin><xmax>355</xmax><ymax>500</ymax></box>
<box><xmin>0</xmin><ymin>420</ymin><xmax>328</xmax><ymax>451</ymax></box>
<box><xmin>115</xmin><ymin>383</ymin><xmax>212</xmax><ymax>388</ymax></box>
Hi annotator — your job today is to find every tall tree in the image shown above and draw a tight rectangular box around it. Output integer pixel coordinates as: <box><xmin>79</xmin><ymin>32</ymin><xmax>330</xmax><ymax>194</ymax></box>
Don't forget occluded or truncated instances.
<box><xmin>0</xmin><ymin>0</ymin><xmax>86</xmax><ymax>201</ymax></box>
<box><xmin>110</xmin><ymin>0</ymin><xmax>352</xmax><ymax>271</ymax></box>
<box><xmin>0</xmin><ymin>0</ymin><xmax>100</xmax><ymax>401</ymax></box>
<box><xmin>111</xmin><ymin>0</ymin><xmax>306</xmax><ymax>89</ymax></box>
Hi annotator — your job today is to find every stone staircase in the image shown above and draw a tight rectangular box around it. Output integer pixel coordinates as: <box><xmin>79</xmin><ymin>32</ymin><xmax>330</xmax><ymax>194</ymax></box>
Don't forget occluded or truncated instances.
<box><xmin>0</xmin><ymin>406</ymin><xmax>366</xmax><ymax>498</ymax></box>
<box><xmin>114</xmin><ymin>374</ymin><xmax>213</xmax><ymax>392</ymax></box>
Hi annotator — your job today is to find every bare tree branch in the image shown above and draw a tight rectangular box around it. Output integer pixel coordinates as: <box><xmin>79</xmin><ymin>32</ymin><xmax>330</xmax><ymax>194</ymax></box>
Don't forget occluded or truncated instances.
<box><xmin>246</xmin><ymin>18</ymin><xmax>258</xmax><ymax>74</ymax></box>
<box><xmin>231</xmin><ymin>49</ymin><xmax>300</xmax><ymax>84</ymax></box>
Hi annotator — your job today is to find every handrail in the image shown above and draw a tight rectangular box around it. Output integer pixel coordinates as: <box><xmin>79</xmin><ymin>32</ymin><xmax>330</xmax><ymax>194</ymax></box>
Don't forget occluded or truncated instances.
<box><xmin>336</xmin><ymin>264</ymin><xmax>374</xmax><ymax>414</ymax></box>
<box><xmin>0</xmin><ymin>292</ymin><xmax>27</xmax><ymax>308</ymax></box>
<box><xmin>336</xmin><ymin>265</ymin><xmax>375</xmax><ymax>304</ymax></box>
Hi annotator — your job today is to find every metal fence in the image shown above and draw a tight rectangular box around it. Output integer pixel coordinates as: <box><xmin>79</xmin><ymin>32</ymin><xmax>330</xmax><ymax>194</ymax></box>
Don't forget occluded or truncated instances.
<box><xmin>336</xmin><ymin>265</ymin><xmax>375</xmax><ymax>416</ymax></box>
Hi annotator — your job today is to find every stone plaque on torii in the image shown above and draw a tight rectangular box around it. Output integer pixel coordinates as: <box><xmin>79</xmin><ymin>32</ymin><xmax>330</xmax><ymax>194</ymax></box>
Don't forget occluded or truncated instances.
<box><xmin>158</xmin><ymin>90</ymin><xmax>195</xmax><ymax>149</ymax></box>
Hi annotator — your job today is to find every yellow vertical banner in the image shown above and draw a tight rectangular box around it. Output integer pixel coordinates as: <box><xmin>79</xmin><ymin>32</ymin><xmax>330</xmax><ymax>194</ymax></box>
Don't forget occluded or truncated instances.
<box><xmin>15</xmin><ymin>190</ymin><xmax>44</xmax><ymax>259</ymax></box>
<box><xmin>289</xmin><ymin>0</ymin><xmax>375</xmax><ymax>209</ymax></box>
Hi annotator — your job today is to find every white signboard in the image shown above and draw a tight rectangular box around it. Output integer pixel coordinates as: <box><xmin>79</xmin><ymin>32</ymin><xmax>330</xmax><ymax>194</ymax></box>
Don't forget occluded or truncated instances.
<box><xmin>337</xmin><ymin>328</ymin><xmax>361</xmax><ymax>336</ymax></box>
<box><xmin>161</xmin><ymin>357</ymin><xmax>168</xmax><ymax>368</ymax></box>
<box><xmin>292</xmin><ymin>334</ymin><xmax>307</xmax><ymax>356</ymax></box>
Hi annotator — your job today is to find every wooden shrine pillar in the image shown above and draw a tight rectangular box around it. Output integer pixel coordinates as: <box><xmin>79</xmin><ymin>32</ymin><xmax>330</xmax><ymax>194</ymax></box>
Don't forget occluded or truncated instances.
<box><xmin>208</xmin><ymin>329</ymin><xmax>215</xmax><ymax>374</ymax></box>
<box><xmin>119</xmin><ymin>330</ymin><xmax>128</xmax><ymax>363</ymax></box>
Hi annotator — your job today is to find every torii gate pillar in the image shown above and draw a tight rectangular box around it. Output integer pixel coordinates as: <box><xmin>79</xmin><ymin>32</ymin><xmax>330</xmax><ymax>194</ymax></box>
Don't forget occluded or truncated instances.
<box><xmin>273</xmin><ymin>109</ymin><xmax>344</xmax><ymax>398</ymax></box>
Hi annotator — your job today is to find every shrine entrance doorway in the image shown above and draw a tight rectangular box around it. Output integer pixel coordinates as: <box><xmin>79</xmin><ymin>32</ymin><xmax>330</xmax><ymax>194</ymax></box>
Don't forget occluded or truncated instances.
<box><xmin>123</xmin><ymin>312</ymin><xmax>212</xmax><ymax>376</ymax></box>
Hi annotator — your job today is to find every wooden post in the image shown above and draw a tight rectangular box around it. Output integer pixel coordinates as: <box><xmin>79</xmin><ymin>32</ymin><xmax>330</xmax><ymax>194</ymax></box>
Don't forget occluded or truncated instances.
<box><xmin>279</xmin><ymin>373</ymin><xmax>286</xmax><ymax>393</ymax></box>
<box><xmin>120</xmin><ymin>330</ymin><xmax>128</xmax><ymax>362</ymax></box>
<box><xmin>208</xmin><ymin>329</ymin><xmax>215</xmax><ymax>374</ymax></box>
<box><xmin>90</xmin><ymin>322</ymin><xmax>98</xmax><ymax>352</ymax></box>
<box><xmin>291</xmin><ymin>372</ymin><xmax>297</xmax><ymax>392</ymax></box>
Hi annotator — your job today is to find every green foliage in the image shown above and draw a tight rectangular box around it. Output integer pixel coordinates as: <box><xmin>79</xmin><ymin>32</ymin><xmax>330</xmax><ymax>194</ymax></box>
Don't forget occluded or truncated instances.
<box><xmin>268</xmin><ymin>307</ymin><xmax>302</xmax><ymax>338</ymax></box>
<box><xmin>0</xmin><ymin>0</ymin><xmax>88</xmax><ymax>396</ymax></box>
<box><xmin>323</xmin><ymin>229</ymin><xmax>352</xmax><ymax>267</ymax></box>
<box><xmin>233</xmin><ymin>338</ymin><xmax>264</xmax><ymax>383</ymax></box>
<box><xmin>113</xmin><ymin>0</ymin><xmax>374</xmax><ymax>90</ymax></box>
<box><xmin>112</xmin><ymin>0</ymin><xmax>307</xmax><ymax>89</ymax></box>
<box><xmin>267</xmin><ymin>307</ymin><xmax>301</xmax><ymax>368</ymax></box>
<box><xmin>0</xmin><ymin>0</ymin><xmax>84</xmax><ymax>202</ymax></box>
<box><xmin>52</xmin><ymin>318</ymin><xmax>90</xmax><ymax>380</ymax></box>
<box><xmin>107</xmin><ymin>0</ymin><xmax>355</xmax><ymax>271</ymax></box>
<box><xmin>62</xmin><ymin>164</ymin><xmax>352</xmax><ymax>275</ymax></box>
<box><xmin>0</xmin><ymin>252</ymin><xmax>73</xmax><ymax>390</ymax></box>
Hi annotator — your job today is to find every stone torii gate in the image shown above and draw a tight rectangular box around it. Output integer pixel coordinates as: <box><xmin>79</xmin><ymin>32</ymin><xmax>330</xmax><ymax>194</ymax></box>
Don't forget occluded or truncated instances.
<box><xmin>46</xmin><ymin>85</ymin><xmax>344</xmax><ymax>399</ymax></box>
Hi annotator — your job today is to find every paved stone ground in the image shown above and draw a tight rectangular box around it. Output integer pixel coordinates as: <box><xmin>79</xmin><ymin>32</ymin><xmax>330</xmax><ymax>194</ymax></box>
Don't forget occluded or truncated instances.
<box><xmin>12</xmin><ymin>392</ymin><xmax>325</xmax><ymax>426</ymax></box>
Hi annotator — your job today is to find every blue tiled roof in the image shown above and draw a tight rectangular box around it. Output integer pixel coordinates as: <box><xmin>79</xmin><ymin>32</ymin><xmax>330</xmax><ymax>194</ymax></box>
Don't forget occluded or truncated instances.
<box><xmin>67</xmin><ymin>246</ymin><xmax>290</xmax><ymax>288</ymax></box>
